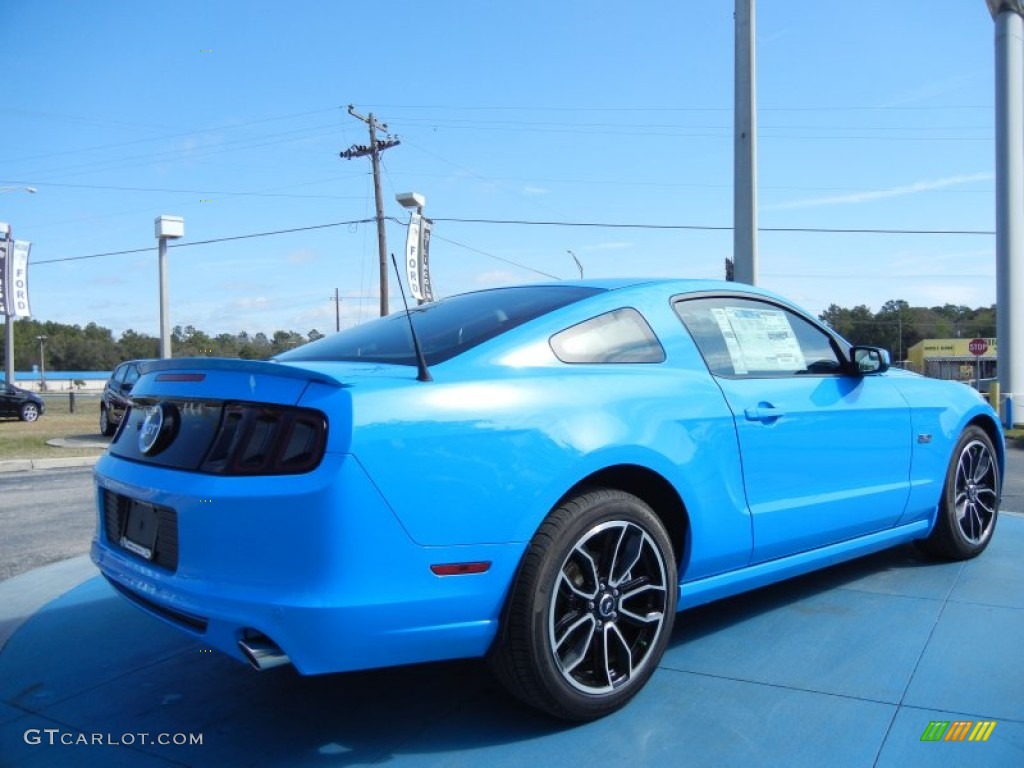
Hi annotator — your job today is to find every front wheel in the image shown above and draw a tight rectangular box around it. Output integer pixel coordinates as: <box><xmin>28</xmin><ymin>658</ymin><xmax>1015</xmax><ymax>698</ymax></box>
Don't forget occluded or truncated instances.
<box><xmin>19</xmin><ymin>402</ymin><xmax>39</xmax><ymax>422</ymax></box>
<box><xmin>490</xmin><ymin>488</ymin><xmax>677</xmax><ymax>721</ymax></box>
<box><xmin>917</xmin><ymin>425</ymin><xmax>1000</xmax><ymax>560</ymax></box>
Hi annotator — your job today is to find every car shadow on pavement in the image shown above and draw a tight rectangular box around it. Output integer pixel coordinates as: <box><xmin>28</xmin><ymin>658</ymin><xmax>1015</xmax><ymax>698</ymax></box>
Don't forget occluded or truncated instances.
<box><xmin>1</xmin><ymin>535</ymin><xmax>1011</xmax><ymax>767</ymax></box>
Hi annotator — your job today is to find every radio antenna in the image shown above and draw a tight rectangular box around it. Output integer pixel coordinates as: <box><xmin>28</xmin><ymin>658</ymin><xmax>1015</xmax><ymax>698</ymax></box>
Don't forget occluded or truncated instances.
<box><xmin>389</xmin><ymin>253</ymin><xmax>432</xmax><ymax>382</ymax></box>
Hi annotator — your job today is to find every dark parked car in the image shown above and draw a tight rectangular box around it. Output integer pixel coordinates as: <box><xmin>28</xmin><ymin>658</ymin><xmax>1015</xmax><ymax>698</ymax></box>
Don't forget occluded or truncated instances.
<box><xmin>0</xmin><ymin>382</ymin><xmax>45</xmax><ymax>422</ymax></box>
<box><xmin>100</xmin><ymin>361</ymin><xmax>143</xmax><ymax>436</ymax></box>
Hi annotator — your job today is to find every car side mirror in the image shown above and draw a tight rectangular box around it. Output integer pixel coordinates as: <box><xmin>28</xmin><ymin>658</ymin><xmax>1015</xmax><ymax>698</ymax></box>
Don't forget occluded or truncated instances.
<box><xmin>851</xmin><ymin>346</ymin><xmax>890</xmax><ymax>375</ymax></box>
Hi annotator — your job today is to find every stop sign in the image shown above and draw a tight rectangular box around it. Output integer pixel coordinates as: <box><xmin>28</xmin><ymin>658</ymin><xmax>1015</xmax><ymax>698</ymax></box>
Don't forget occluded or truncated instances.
<box><xmin>968</xmin><ymin>338</ymin><xmax>989</xmax><ymax>356</ymax></box>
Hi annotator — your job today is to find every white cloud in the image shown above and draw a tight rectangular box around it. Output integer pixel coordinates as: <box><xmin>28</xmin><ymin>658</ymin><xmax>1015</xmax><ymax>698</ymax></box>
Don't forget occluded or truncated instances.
<box><xmin>522</xmin><ymin>185</ymin><xmax>549</xmax><ymax>196</ymax></box>
<box><xmin>230</xmin><ymin>296</ymin><xmax>271</xmax><ymax>311</ymax></box>
<box><xmin>768</xmin><ymin>172</ymin><xmax>993</xmax><ymax>210</ymax></box>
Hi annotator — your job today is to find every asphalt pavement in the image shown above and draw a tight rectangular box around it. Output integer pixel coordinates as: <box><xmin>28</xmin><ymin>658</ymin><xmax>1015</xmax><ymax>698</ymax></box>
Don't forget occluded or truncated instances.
<box><xmin>0</xmin><ymin>445</ymin><xmax>1021</xmax><ymax>766</ymax></box>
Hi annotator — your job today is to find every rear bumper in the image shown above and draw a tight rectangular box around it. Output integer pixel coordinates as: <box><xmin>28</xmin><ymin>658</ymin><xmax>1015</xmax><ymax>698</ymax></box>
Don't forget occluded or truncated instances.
<box><xmin>91</xmin><ymin>452</ymin><xmax>523</xmax><ymax>674</ymax></box>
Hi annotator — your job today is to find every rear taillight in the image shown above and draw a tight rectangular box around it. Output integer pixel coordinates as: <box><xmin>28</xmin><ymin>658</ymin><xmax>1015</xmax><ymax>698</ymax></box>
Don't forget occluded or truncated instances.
<box><xmin>201</xmin><ymin>405</ymin><xmax>327</xmax><ymax>475</ymax></box>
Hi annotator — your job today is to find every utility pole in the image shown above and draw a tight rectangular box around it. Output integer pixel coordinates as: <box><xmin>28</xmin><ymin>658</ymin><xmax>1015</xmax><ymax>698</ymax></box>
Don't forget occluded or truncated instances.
<box><xmin>331</xmin><ymin>288</ymin><xmax>341</xmax><ymax>332</ymax></box>
<box><xmin>987</xmin><ymin>0</ymin><xmax>1024</xmax><ymax>426</ymax></box>
<box><xmin>734</xmin><ymin>0</ymin><xmax>759</xmax><ymax>286</ymax></box>
<box><xmin>341</xmin><ymin>105</ymin><xmax>400</xmax><ymax>317</ymax></box>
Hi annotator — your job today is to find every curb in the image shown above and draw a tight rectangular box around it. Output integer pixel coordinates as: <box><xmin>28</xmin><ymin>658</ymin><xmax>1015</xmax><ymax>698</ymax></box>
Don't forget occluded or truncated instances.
<box><xmin>0</xmin><ymin>455</ymin><xmax>100</xmax><ymax>473</ymax></box>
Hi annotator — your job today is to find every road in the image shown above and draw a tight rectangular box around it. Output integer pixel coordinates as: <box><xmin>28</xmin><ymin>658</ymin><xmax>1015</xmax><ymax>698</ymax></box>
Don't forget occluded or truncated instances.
<box><xmin>1</xmin><ymin>447</ymin><xmax>1021</xmax><ymax>582</ymax></box>
<box><xmin>0</xmin><ymin>466</ymin><xmax>97</xmax><ymax>581</ymax></box>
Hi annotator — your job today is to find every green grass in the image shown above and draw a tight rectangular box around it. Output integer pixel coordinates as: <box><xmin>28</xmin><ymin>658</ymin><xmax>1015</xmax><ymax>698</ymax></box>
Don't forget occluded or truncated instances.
<box><xmin>0</xmin><ymin>394</ymin><xmax>106</xmax><ymax>460</ymax></box>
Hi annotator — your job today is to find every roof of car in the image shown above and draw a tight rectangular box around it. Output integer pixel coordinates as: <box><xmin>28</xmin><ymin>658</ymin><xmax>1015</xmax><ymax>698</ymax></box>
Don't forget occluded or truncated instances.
<box><xmin>522</xmin><ymin>277</ymin><xmax>791</xmax><ymax>302</ymax></box>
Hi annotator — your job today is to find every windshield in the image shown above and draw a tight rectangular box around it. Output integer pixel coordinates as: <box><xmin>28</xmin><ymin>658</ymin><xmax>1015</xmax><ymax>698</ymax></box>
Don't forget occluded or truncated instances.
<box><xmin>277</xmin><ymin>285</ymin><xmax>603</xmax><ymax>366</ymax></box>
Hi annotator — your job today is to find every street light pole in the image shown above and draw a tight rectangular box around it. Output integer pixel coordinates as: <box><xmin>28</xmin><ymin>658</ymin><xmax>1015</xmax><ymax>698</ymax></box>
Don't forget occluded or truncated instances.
<box><xmin>1</xmin><ymin>222</ymin><xmax>12</xmax><ymax>385</ymax></box>
<box><xmin>36</xmin><ymin>335</ymin><xmax>46</xmax><ymax>391</ymax></box>
<box><xmin>155</xmin><ymin>216</ymin><xmax>184</xmax><ymax>359</ymax></box>
<box><xmin>0</xmin><ymin>187</ymin><xmax>35</xmax><ymax>385</ymax></box>
<box><xmin>987</xmin><ymin>0</ymin><xmax>1024</xmax><ymax>426</ymax></box>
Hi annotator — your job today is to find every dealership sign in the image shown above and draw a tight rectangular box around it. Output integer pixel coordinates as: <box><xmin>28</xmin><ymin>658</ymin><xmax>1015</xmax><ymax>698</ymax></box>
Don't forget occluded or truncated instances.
<box><xmin>404</xmin><ymin>213</ymin><xmax>434</xmax><ymax>303</ymax></box>
<box><xmin>0</xmin><ymin>238</ymin><xmax>33</xmax><ymax>317</ymax></box>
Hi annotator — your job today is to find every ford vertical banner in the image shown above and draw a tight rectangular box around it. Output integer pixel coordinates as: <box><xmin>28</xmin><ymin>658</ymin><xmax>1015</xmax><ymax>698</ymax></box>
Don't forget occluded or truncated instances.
<box><xmin>9</xmin><ymin>241</ymin><xmax>32</xmax><ymax>317</ymax></box>
<box><xmin>405</xmin><ymin>213</ymin><xmax>423</xmax><ymax>301</ymax></box>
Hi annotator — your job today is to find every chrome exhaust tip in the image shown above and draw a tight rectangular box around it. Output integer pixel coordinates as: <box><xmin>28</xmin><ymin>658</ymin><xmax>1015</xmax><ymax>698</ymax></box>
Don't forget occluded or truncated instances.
<box><xmin>238</xmin><ymin>633</ymin><xmax>290</xmax><ymax>671</ymax></box>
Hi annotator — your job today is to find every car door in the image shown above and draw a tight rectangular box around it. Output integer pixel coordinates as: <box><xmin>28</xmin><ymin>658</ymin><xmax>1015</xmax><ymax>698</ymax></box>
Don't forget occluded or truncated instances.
<box><xmin>0</xmin><ymin>385</ymin><xmax>16</xmax><ymax>416</ymax></box>
<box><xmin>675</xmin><ymin>295</ymin><xmax>913</xmax><ymax>563</ymax></box>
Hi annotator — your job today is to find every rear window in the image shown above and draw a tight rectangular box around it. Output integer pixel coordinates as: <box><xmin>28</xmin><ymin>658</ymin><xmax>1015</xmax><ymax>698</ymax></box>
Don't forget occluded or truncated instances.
<box><xmin>550</xmin><ymin>308</ymin><xmax>665</xmax><ymax>363</ymax></box>
<box><xmin>277</xmin><ymin>285</ymin><xmax>604</xmax><ymax>366</ymax></box>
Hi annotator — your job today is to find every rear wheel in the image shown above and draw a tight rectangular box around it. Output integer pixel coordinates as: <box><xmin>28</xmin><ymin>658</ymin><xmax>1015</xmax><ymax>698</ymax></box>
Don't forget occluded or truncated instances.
<box><xmin>917</xmin><ymin>425</ymin><xmax>1000</xmax><ymax>560</ymax></box>
<box><xmin>490</xmin><ymin>488</ymin><xmax>677</xmax><ymax>720</ymax></box>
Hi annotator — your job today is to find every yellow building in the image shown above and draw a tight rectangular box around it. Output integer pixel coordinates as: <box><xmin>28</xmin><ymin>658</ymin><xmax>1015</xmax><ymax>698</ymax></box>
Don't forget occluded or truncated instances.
<box><xmin>905</xmin><ymin>338</ymin><xmax>996</xmax><ymax>380</ymax></box>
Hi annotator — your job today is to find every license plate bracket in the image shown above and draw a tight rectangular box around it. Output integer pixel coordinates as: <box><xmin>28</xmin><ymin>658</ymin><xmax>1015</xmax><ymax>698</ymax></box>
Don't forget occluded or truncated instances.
<box><xmin>120</xmin><ymin>501</ymin><xmax>159</xmax><ymax>560</ymax></box>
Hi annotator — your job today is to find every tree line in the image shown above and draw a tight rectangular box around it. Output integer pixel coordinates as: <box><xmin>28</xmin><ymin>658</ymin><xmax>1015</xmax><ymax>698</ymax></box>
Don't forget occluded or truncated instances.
<box><xmin>819</xmin><ymin>300</ymin><xmax>996</xmax><ymax>361</ymax></box>
<box><xmin>0</xmin><ymin>300</ymin><xmax>999</xmax><ymax>373</ymax></box>
<box><xmin>0</xmin><ymin>318</ymin><xmax>326</xmax><ymax>373</ymax></box>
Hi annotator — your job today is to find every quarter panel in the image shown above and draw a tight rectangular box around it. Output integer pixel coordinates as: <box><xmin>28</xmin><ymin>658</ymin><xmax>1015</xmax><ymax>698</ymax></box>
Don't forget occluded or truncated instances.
<box><xmin>346</xmin><ymin>366</ymin><xmax>754</xmax><ymax>579</ymax></box>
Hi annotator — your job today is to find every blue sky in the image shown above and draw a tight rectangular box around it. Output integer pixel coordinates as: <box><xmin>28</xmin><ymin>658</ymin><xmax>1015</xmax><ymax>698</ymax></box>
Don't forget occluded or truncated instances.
<box><xmin>1</xmin><ymin>1</ymin><xmax>998</xmax><ymax>338</ymax></box>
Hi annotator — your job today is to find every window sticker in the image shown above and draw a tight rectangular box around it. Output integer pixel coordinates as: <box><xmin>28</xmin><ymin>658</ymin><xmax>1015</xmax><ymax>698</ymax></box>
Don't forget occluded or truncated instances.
<box><xmin>710</xmin><ymin>307</ymin><xmax>806</xmax><ymax>374</ymax></box>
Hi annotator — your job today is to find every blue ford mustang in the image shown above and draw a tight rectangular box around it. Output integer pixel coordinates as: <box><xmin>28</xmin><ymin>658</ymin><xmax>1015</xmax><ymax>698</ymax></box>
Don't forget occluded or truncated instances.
<box><xmin>91</xmin><ymin>278</ymin><xmax>1003</xmax><ymax>720</ymax></box>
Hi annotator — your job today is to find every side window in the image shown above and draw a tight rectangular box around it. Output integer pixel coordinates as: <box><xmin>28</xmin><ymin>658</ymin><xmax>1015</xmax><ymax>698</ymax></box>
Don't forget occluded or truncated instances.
<box><xmin>550</xmin><ymin>308</ymin><xmax>666</xmax><ymax>364</ymax></box>
<box><xmin>675</xmin><ymin>297</ymin><xmax>842</xmax><ymax>377</ymax></box>
<box><xmin>123</xmin><ymin>365</ymin><xmax>140</xmax><ymax>388</ymax></box>
<box><xmin>111</xmin><ymin>365</ymin><xmax>127</xmax><ymax>385</ymax></box>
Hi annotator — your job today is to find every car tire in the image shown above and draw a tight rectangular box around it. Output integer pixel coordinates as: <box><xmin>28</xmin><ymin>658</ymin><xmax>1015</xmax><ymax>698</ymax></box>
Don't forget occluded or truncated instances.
<box><xmin>916</xmin><ymin>425</ymin><xmax>1000</xmax><ymax>561</ymax></box>
<box><xmin>19</xmin><ymin>402</ymin><xmax>40</xmax><ymax>422</ymax></box>
<box><xmin>489</xmin><ymin>488</ymin><xmax>677</xmax><ymax>721</ymax></box>
<box><xmin>100</xmin><ymin>406</ymin><xmax>117</xmax><ymax>436</ymax></box>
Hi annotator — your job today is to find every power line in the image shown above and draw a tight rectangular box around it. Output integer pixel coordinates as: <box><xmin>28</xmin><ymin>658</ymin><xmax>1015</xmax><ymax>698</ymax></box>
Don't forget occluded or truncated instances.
<box><xmin>432</xmin><ymin>217</ymin><xmax>995</xmax><ymax>236</ymax></box>
<box><xmin>4</xmin><ymin>106</ymin><xmax>341</xmax><ymax>167</ymax></box>
<box><xmin>365</xmin><ymin>103</ymin><xmax>993</xmax><ymax>113</ymax></box>
<box><xmin>29</xmin><ymin>215</ymin><xmax>996</xmax><ymax>270</ymax></box>
<box><xmin>31</xmin><ymin>219</ymin><xmax>376</xmax><ymax>265</ymax></box>
<box><xmin>0</xmin><ymin>179</ymin><xmax>366</xmax><ymax>200</ymax></box>
<box><xmin>427</xmin><ymin>232</ymin><xmax>561</xmax><ymax>280</ymax></box>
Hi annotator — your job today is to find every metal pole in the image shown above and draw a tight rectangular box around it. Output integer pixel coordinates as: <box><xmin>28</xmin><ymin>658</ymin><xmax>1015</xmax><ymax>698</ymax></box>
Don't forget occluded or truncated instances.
<box><xmin>993</xmin><ymin>3</ymin><xmax>1024</xmax><ymax>426</ymax></box>
<box><xmin>335</xmin><ymin>287</ymin><xmax>341</xmax><ymax>332</ymax></box>
<box><xmin>37</xmin><ymin>336</ymin><xmax>46</xmax><ymax>391</ymax></box>
<box><xmin>368</xmin><ymin>114</ymin><xmax>390</xmax><ymax>317</ymax></box>
<box><xmin>159</xmin><ymin>236</ymin><xmax>171</xmax><ymax>358</ymax></box>
<box><xmin>3</xmin><ymin>314</ymin><xmax>12</xmax><ymax>385</ymax></box>
<box><xmin>2</xmin><ymin>226</ymin><xmax>14</xmax><ymax>384</ymax></box>
<box><xmin>734</xmin><ymin>0</ymin><xmax>759</xmax><ymax>286</ymax></box>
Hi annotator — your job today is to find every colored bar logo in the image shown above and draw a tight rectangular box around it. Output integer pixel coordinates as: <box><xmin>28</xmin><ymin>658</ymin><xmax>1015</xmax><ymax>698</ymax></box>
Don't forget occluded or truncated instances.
<box><xmin>921</xmin><ymin>721</ymin><xmax>997</xmax><ymax>742</ymax></box>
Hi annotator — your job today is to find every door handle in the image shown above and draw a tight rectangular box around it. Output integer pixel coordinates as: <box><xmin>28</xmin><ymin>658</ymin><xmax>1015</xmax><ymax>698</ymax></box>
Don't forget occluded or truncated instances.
<box><xmin>744</xmin><ymin>404</ymin><xmax>784</xmax><ymax>423</ymax></box>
